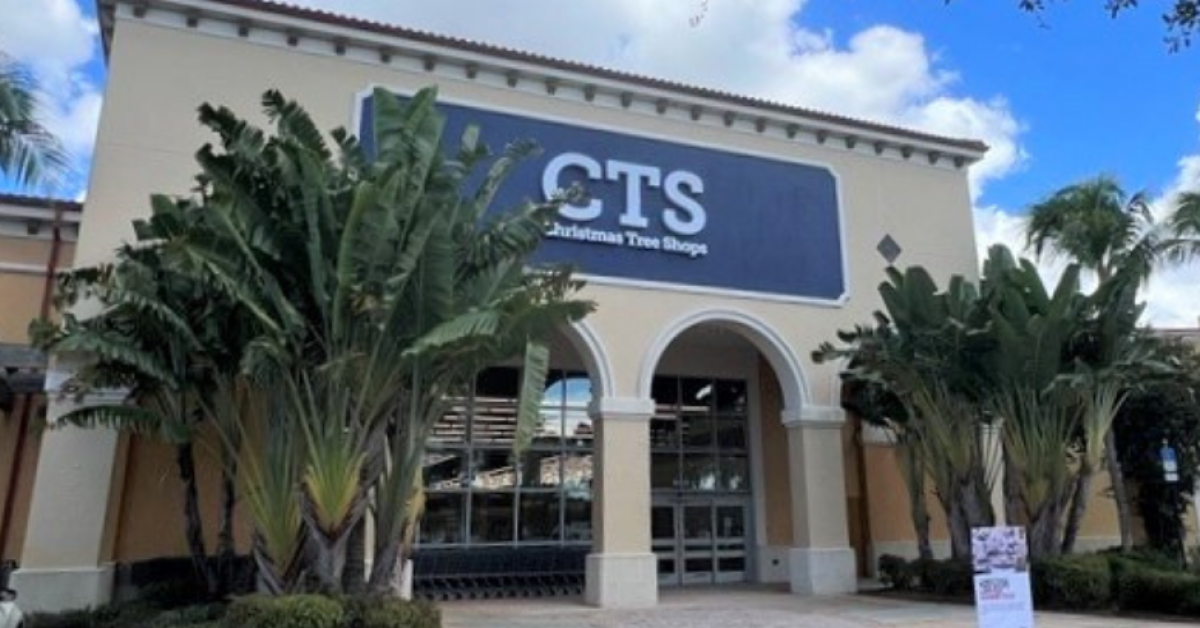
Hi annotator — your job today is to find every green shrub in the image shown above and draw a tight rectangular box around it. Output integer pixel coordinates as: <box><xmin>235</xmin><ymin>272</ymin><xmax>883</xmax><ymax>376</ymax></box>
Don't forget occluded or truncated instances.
<box><xmin>223</xmin><ymin>595</ymin><xmax>344</xmax><ymax>628</ymax></box>
<box><xmin>877</xmin><ymin>554</ymin><xmax>915</xmax><ymax>591</ymax></box>
<box><xmin>137</xmin><ymin>581</ymin><xmax>212</xmax><ymax>609</ymax></box>
<box><xmin>341</xmin><ymin>596</ymin><xmax>441</xmax><ymax>628</ymax></box>
<box><xmin>1031</xmin><ymin>554</ymin><xmax>1112</xmax><ymax>610</ymax></box>
<box><xmin>1116</xmin><ymin>566</ymin><xmax>1200</xmax><ymax>614</ymax></box>
<box><xmin>146</xmin><ymin>604</ymin><xmax>226</xmax><ymax>628</ymax></box>
<box><xmin>911</xmin><ymin>558</ymin><xmax>973</xmax><ymax>598</ymax></box>
<box><xmin>1100</xmin><ymin>546</ymin><xmax>1181</xmax><ymax>572</ymax></box>
<box><xmin>27</xmin><ymin>601</ymin><xmax>161</xmax><ymax>628</ymax></box>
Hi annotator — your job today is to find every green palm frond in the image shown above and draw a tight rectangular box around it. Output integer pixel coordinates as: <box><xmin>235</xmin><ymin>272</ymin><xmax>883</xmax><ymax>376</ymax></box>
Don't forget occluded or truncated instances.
<box><xmin>0</xmin><ymin>55</ymin><xmax>68</xmax><ymax>188</ymax></box>
<box><xmin>55</xmin><ymin>403</ymin><xmax>189</xmax><ymax>443</ymax></box>
<box><xmin>241</xmin><ymin>417</ymin><xmax>306</xmax><ymax>593</ymax></box>
<box><xmin>513</xmin><ymin>340</ymin><xmax>550</xmax><ymax>455</ymax></box>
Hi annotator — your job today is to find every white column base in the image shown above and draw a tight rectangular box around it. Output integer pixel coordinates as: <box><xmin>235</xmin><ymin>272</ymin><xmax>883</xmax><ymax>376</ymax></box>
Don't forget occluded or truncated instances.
<box><xmin>753</xmin><ymin>545</ymin><xmax>791</xmax><ymax>583</ymax></box>
<box><xmin>11</xmin><ymin>565</ymin><xmax>114</xmax><ymax>612</ymax></box>
<box><xmin>788</xmin><ymin>547</ymin><xmax>856</xmax><ymax>595</ymax></box>
<box><xmin>585</xmin><ymin>553</ymin><xmax>657</xmax><ymax>608</ymax></box>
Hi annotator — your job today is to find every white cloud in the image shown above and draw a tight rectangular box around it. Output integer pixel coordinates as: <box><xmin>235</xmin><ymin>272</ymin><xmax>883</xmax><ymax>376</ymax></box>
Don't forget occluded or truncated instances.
<box><xmin>0</xmin><ymin>0</ymin><xmax>102</xmax><ymax>197</ymax></box>
<box><xmin>294</xmin><ymin>0</ymin><xmax>1025</xmax><ymax>199</ymax></box>
<box><xmin>973</xmin><ymin>101</ymin><xmax>1200</xmax><ymax>329</ymax></box>
<box><xmin>1139</xmin><ymin>103</ymin><xmax>1200</xmax><ymax>328</ymax></box>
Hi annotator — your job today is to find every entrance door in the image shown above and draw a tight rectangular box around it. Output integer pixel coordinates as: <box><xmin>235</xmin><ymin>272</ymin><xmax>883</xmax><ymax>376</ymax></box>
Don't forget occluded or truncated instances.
<box><xmin>653</xmin><ymin>498</ymin><xmax>748</xmax><ymax>586</ymax></box>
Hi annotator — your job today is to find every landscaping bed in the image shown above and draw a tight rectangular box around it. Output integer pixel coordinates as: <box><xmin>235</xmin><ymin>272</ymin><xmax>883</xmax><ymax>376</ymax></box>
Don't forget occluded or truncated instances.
<box><xmin>25</xmin><ymin>592</ymin><xmax>441</xmax><ymax>628</ymax></box>
<box><xmin>873</xmin><ymin>549</ymin><xmax>1200</xmax><ymax>621</ymax></box>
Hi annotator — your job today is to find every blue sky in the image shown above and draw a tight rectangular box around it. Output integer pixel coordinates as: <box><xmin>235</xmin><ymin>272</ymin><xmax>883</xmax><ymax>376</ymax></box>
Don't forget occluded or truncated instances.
<box><xmin>810</xmin><ymin>0</ymin><xmax>1200</xmax><ymax>210</ymax></box>
<box><xmin>3</xmin><ymin>0</ymin><xmax>1199</xmax><ymax>322</ymax></box>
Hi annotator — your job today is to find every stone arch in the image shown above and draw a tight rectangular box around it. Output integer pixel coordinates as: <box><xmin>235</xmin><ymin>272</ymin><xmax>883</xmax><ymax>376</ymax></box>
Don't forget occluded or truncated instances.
<box><xmin>557</xmin><ymin>319</ymin><xmax>616</xmax><ymax>400</ymax></box>
<box><xmin>636</xmin><ymin>307</ymin><xmax>809</xmax><ymax>415</ymax></box>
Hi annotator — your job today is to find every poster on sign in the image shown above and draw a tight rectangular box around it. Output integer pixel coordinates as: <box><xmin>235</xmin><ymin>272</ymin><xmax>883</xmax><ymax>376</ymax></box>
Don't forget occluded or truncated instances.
<box><xmin>972</xmin><ymin>526</ymin><xmax>1035</xmax><ymax>628</ymax></box>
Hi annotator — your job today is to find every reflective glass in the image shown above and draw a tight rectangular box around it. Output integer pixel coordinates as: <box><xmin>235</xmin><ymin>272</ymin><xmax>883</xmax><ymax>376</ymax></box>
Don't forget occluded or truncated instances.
<box><xmin>417</xmin><ymin>367</ymin><xmax>596</xmax><ymax>548</ymax></box>
<box><xmin>651</xmin><ymin>376</ymin><xmax>680</xmax><ymax>407</ymax></box>
<box><xmin>681</xmin><ymin>454</ymin><xmax>719</xmax><ymax>491</ymax></box>
<box><xmin>562</xmin><ymin>372</ymin><xmax>591</xmax><ymax>408</ymax></box>
<box><xmin>473</xmin><ymin>369</ymin><xmax>520</xmax><ymax>446</ymax></box>
<box><xmin>424</xmin><ymin>449</ymin><xmax>468</xmax><ymax>490</ymax></box>
<box><xmin>716</xmin><ymin>419</ymin><xmax>747</xmax><ymax>450</ymax></box>
<box><xmin>716</xmin><ymin>505</ymin><xmax>746</xmax><ymax>538</ymax></box>
<box><xmin>521</xmin><ymin>450</ymin><xmax>562</xmax><ymax>488</ymax></box>
<box><xmin>561</xmin><ymin>451</ymin><xmax>593</xmax><ymax>491</ymax></box>
<box><xmin>429</xmin><ymin>399</ymin><xmax>470</xmax><ymax>445</ymax></box>
<box><xmin>564</xmin><ymin>407</ymin><xmax>593</xmax><ymax>447</ymax></box>
<box><xmin>719</xmin><ymin>456</ymin><xmax>750</xmax><ymax>491</ymax></box>
<box><xmin>650</xmin><ymin>417</ymin><xmax>680</xmax><ymax>449</ymax></box>
<box><xmin>471</xmin><ymin>449</ymin><xmax>518</xmax><ymax>489</ymax></box>
<box><xmin>714</xmin><ymin>379</ymin><xmax>747</xmax><ymax>415</ymax></box>
<box><xmin>681</xmin><ymin>412</ymin><xmax>714</xmax><ymax>448</ymax></box>
<box><xmin>563</xmin><ymin>492</ymin><xmax>592</xmax><ymax>542</ymax></box>
<box><xmin>420</xmin><ymin>493</ymin><xmax>464</xmax><ymax>545</ymax></box>
<box><xmin>519</xmin><ymin>493</ymin><xmax>560</xmax><ymax>542</ymax></box>
<box><xmin>680</xmin><ymin>377</ymin><xmax>713</xmax><ymax>412</ymax></box>
<box><xmin>652</xmin><ymin>506</ymin><xmax>676</xmax><ymax>539</ymax></box>
<box><xmin>471</xmin><ymin>492</ymin><xmax>515</xmax><ymax>543</ymax></box>
<box><xmin>652</xmin><ymin>453</ymin><xmax>680</xmax><ymax>490</ymax></box>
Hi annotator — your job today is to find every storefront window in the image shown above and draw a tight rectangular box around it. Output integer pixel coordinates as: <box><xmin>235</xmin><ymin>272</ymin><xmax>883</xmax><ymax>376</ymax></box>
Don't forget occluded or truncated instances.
<box><xmin>651</xmin><ymin>375</ymin><xmax>751</xmax><ymax>496</ymax></box>
<box><xmin>420</xmin><ymin>367</ymin><xmax>595</xmax><ymax>547</ymax></box>
<box><xmin>420</xmin><ymin>493</ymin><xmax>465</xmax><ymax>545</ymax></box>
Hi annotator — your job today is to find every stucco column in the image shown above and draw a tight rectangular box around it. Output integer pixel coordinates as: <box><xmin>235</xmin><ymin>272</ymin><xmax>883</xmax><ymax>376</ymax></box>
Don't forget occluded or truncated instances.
<box><xmin>12</xmin><ymin>391</ymin><xmax>123</xmax><ymax>612</ymax></box>
<box><xmin>585</xmin><ymin>396</ymin><xmax>657</xmax><ymax>608</ymax></box>
<box><xmin>784</xmin><ymin>406</ymin><xmax>857</xmax><ymax>595</ymax></box>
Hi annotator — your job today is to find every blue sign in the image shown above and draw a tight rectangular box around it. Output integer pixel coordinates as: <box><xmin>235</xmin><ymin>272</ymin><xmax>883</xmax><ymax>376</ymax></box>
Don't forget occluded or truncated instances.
<box><xmin>1161</xmin><ymin>445</ymin><xmax>1180</xmax><ymax>484</ymax></box>
<box><xmin>357</xmin><ymin>92</ymin><xmax>845</xmax><ymax>302</ymax></box>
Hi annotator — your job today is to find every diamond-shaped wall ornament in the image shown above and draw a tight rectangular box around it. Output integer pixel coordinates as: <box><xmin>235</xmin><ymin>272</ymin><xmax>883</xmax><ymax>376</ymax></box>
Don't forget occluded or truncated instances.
<box><xmin>877</xmin><ymin>234</ymin><xmax>903</xmax><ymax>265</ymax></box>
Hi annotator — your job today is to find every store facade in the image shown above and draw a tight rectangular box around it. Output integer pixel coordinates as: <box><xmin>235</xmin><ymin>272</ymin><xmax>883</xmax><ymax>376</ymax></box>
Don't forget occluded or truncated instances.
<box><xmin>12</xmin><ymin>0</ymin><xmax>1001</xmax><ymax>612</ymax></box>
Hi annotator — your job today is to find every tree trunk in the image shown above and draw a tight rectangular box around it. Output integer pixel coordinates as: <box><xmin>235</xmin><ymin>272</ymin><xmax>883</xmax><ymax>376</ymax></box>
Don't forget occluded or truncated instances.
<box><xmin>899</xmin><ymin>441</ymin><xmax>934</xmax><ymax>560</ymax></box>
<box><xmin>368</xmin><ymin>534</ymin><xmax>402</xmax><ymax>593</ymax></box>
<box><xmin>912</xmin><ymin>491</ymin><xmax>934</xmax><ymax>561</ymax></box>
<box><xmin>1061</xmin><ymin>468</ymin><xmax>1093</xmax><ymax>554</ymax></box>
<box><xmin>216</xmin><ymin>462</ymin><xmax>238</xmax><ymax>595</ymax></box>
<box><xmin>1004</xmin><ymin>455</ymin><xmax>1024</xmax><ymax>527</ymax></box>
<box><xmin>1104</xmin><ymin>430</ymin><xmax>1134</xmax><ymax>551</ymax></box>
<box><xmin>947</xmin><ymin>497</ymin><xmax>972</xmax><ymax>559</ymax></box>
<box><xmin>176</xmin><ymin>443</ymin><xmax>217</xmax><ymax>595</ymax></box>
<box><xmin>1028</xmin><ymin>510</ymin><xmax>1060</xmax><ymax>559</ymax></box>
<box><xmin>342</xmin><ymin>519</ymin><xmax>367</xmax><ymax>594</ymax></box>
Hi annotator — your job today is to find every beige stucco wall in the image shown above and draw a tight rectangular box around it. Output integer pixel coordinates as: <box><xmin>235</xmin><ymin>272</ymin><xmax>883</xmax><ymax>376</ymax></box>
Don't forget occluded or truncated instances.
<box><xmin>758</xmin><ymin>360</ymin><xmax>793</xmax><ymax>547</ymax></box>
<box><xmin>0</xmin><ymin>395</ymin><xmax>43</xmax><ymax>561</ymax></box>
<box><xmin>33</xmin><ymin>4</ymin><xmax>982</xmax><ymax>586</ymax></box>
<box><xmin>107</xmin><ymin>429</ymin><xmax>253</xmax><ymax>562</ymax></box>
<box><xmin>80</xmin><ymin>18</ymin><xmax>978</xmax><ymax>385</ymax></box>
<box><xmin>0</xmin><ymin>235</ymin><xmax>74</xmax><ymax>343</ymax></box>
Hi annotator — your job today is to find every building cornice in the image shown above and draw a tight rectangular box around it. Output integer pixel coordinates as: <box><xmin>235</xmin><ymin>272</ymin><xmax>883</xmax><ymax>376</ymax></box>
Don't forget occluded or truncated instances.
<box><xmin>102</xmin><ymin>0</ymin><xmax>989</xmax><ymax>170</ymax></box>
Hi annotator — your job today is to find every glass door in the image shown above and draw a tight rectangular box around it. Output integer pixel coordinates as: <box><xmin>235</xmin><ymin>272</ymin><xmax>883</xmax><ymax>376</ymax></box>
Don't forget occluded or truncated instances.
<box><xmin>652</xmin><ymin>503</ymin><xmax>679</xmax><ymax>586</ymax></box>
<box><xmin>714</xmin><ymin>501</ymin><xmax>748</xmax><ymax>583</ymax></box>
<box><xmin>681</xmin><ymin>502</ymin><xmax>715</xmax><ymax>584</ymax></box>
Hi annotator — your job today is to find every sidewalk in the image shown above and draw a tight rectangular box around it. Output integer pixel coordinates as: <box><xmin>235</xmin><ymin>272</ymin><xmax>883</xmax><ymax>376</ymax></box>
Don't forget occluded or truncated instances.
<box><xmin>443</xmin><ymin>588</ymin><xmax>1184</xmax><ymax>628</ymax></box>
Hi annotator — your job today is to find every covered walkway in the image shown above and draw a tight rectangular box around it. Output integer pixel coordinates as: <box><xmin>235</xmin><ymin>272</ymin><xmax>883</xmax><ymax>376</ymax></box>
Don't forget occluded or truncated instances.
<box><xmin>443</xmin><ymin>588</ymin><xmax>1181</xmax><ymax>628</ymax></box>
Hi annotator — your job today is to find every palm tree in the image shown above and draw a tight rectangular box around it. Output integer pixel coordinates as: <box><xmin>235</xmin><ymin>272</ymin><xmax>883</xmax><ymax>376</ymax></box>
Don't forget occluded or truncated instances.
<box><xmin>141</xmin><ymin>86</ymin><xmax>591</xmax><ymax>594</ymax></box>
<box><xmin>30</xmin><ymin>238</ymin><xmax>250</xmax><ymax>596</ymax></box>
<box><xmin>819</xmin><ymin>245</ymin><xmax>1143</xmax><ymax>559</ymax></box>
<box><xmin>0</xmin><ymin>54</ymin><xmax>67</xmax><ymax>188</ymax></box>
<box><xmin>1024</xmin><ymin>175</ymin><xmax>1200</xmax><ymax>552</ymax></box>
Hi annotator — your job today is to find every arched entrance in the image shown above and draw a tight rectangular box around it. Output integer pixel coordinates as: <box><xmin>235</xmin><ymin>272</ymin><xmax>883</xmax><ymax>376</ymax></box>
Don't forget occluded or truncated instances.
<box><xmin>638</xmin><ymin>311</ymin><xmax>808</xmax><ymax>588</ymax></box>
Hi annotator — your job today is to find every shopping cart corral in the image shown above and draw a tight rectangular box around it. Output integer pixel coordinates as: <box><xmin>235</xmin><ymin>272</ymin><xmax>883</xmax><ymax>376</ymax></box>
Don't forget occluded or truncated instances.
<box><xmin>411</xmin><ymin>547</ymin><xmax>587</xmax><ymax>601</ymax></box>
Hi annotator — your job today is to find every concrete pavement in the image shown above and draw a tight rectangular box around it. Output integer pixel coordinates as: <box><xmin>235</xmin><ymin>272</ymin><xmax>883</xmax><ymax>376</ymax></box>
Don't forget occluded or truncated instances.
<box><xmin>442</xmin><ymin>588</ymin><xmax>1185</xmax><ymax>628</ymax></box>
